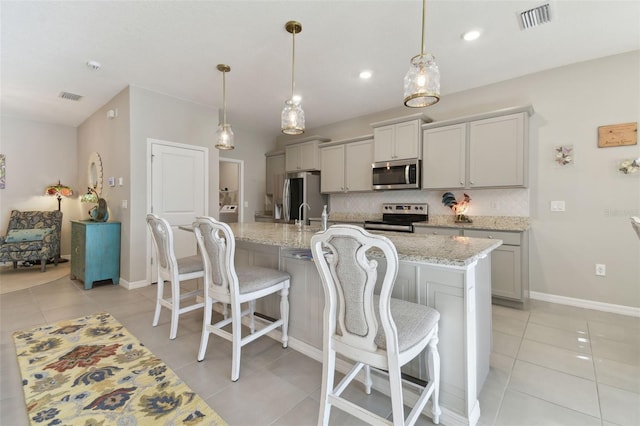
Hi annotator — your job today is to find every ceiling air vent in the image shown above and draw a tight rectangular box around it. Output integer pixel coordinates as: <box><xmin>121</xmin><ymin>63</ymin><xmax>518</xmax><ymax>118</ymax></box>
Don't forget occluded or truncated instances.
<box><xmin>519</xmin><ymin>3</ymin><xmax>552</xmax><ymax>30</ymax></box>
<box><xmin>58</xmin><ymin>91</ymin><xmax>83</xmax><ymax>101</ymax></box>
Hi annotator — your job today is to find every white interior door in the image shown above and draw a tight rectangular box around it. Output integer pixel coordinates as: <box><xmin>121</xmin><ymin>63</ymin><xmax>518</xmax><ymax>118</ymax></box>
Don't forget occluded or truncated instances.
<box><xmin>149</xmin><ymin>141</ymin><xmax>208</xmax><ymax>282</ymax></box>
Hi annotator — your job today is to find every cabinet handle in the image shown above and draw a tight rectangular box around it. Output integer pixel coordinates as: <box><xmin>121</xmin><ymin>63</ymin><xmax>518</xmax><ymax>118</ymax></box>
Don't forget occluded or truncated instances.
<box><xmin>460</xmin><ymin>181</ymin><xmax>464</xmax><ymax>185</ymax></box>
<box><xmin>488</xmin><ymin>236</ymin><xmax>493</xmax><ymax>239</ymax></box>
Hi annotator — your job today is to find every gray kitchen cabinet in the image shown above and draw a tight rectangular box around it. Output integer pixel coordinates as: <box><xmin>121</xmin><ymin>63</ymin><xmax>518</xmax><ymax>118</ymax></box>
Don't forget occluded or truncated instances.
<box><xmin>422</xmin><ymin>106</ymin><xmax>531</xmax><ymax>189</ymax></box>
<box><xmin>285</xmin><ymin>140</ymin><xmax>320</xmax><ymax>172</ymax></box>
<box><xmin>463</xmin><ymin>229</ymin><xmax>529</xmax><ymax>307</ymax></box>
<box><xmin>371</xmin><ymin>114</ymin><xmax>427</xmax><ymax>162</ymax></box>
<box><xmin>469</xmin><ymin>113</ymin><xmax>526</xmax><ymax>187</ymax></box>
<box><xmin>320</xmin><ymin>137</ymin><xmax>373</xmax><ymax>193</ymax></box>
<box><xmin>422</xmin><ymin>124</ymin><xmax>466</xmax><ymax>189</ymax></box>
<box><xmin>265</xmin><ymin>151</ymin><xmax>285</xmax><ymax>195</ymax></box>
<box><xmin>281</xmin><ymin>255</ymin><xmax>324</xmax><ymax>348</ymax></box>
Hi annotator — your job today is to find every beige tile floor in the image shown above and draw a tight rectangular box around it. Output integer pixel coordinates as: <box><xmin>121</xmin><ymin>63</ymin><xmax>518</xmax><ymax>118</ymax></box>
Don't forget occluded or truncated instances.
<box><xmin>1</xmin><ymin>273</ymin><xmax>639</xmax><ymax>425</ymax></box>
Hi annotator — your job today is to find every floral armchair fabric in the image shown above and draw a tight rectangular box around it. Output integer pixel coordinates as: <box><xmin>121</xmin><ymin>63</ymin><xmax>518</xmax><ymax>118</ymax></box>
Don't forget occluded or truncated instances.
<box><xmin>0</xmin><ymin>210</ymin><xmax>62</xmax><ymax>272</ymax></box>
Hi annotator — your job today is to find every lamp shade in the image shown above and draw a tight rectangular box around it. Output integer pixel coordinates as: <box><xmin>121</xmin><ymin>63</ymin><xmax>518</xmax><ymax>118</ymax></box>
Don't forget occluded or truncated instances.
<box><xmin>80</xmin><ymin>187</ymin><xmax>99</xmax><ymax>203</ymax></box>
<box><xmin>44</xmin><ymin>180</ymin><xmax>73</xmax><ymax>198</ymax></box>
<box><xmin>215</xmin><ymin>124</ymin><xmax>235</xmax><ymax>150</ymax></box>
<box><xmin>403</xmin><ymin>53</ymin><xmax>440</xmax><ymax>108</ymax></box>
<box><xmin>45</xmin><ymin>180</ymin><xmax>73</xmax><ymax>211</ymax></box>
<box><xmin>281</xmin><ymin>99</ymin><xmax>305</xmax><ymax>135</ymax></box>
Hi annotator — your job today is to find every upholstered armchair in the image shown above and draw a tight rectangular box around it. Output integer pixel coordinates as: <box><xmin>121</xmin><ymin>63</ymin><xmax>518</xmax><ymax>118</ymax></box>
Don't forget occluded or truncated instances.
<box><xmin>0</xmin><ymin>210</ymin><xmax>63</xmax><ymax>272</ymax></box>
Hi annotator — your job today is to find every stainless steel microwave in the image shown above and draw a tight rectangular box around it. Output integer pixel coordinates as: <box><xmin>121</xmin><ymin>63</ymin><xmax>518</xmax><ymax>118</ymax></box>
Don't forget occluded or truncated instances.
<box><xmin>372</xmin><ymin>159</ymin><xmax>421</xmax><ymax>190</ymax></box>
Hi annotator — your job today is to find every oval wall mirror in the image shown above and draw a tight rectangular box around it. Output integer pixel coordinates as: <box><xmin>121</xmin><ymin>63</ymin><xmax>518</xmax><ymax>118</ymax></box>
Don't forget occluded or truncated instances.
<box><xmin>88</xmin><ymin>152</ymin><xmax>103</xmax><ymax>195</ymax></box>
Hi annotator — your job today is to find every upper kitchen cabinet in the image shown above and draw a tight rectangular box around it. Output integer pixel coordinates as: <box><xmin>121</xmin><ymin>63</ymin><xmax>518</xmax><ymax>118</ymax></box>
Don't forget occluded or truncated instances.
<box><xmin>265</xmin><ymin>151</ymin><xmax>285</xmax><ymax>195</ymax></box>
<box><xmin>320</xmin><ymin>136</ymin><xmax>373</xmax><ymax>193</ymax></box>
<box><xmin>371</xmin><ymin>113</ymin><xmax>429</xmax><ymax>162</ymax></box>
<box><xmin>285</xmin><ymin>136</ymin><xmax>330</xmax><ymax>172</ymax></box>
<box><xmin>422</xmin><ymin>123</ymin><xmax>467</xmax><ymax>189</ymax></box>
<box><xmin>422</xmin><ymin>106</ymin><xmax>533</xmax><ymax>189</ymax></box>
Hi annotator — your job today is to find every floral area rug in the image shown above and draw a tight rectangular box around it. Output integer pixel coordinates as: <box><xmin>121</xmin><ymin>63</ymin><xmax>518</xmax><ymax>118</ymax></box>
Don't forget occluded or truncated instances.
<box><xmin>13</xmin><ymin>312</ymin><xmax>227</xmax><ymax>425</ymax></box>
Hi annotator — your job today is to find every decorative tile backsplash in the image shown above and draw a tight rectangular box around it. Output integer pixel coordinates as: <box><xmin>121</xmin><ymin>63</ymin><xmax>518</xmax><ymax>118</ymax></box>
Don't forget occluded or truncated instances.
<box><xmin>329</xmin><ymin>188</ymin><xmax>530</xmax><ymax>217</ymax></box>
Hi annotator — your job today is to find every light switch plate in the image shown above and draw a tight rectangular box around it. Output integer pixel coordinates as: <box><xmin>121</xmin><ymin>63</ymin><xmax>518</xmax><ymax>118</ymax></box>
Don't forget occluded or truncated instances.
<box><xmin>107</xmin><ymin>177</ymin><xmax>116</xmax><ymax>187</ymax></box>
<box><xmin>550</xmin><ymin>201</ymin><xmax>566</xmax><ymax>212</ymax></box>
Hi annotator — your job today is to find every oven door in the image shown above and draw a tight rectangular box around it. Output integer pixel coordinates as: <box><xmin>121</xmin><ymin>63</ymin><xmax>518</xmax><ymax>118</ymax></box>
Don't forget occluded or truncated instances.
<box><xmin>372</xmin><ymin>160</ymin><xmax>420</xmax><ymax>190</ymax></box>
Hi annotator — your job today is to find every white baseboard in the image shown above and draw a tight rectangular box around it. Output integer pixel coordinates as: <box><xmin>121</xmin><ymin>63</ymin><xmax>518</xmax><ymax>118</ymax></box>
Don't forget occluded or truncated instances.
<box><xmin>530</xmin><ymin>291</ymin><xmax>640</xmax><ymax>318</ymax></box>
<box><xmin>119</xmin><ymin>278</ymin><xmax>149</xmax><ymax>290</ymax></box>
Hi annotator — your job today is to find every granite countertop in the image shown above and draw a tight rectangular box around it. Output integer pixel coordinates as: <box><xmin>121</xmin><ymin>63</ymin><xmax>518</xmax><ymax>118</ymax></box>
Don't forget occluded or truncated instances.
<box><xmin>414</xmin><ymin>215</ymin><xmax>530</xmax><ymax>232</ymax></box>
<box><xmin>228</xmin><ymin>222</ymin><xmax>502</xmax><ymax>267</ymax></box>
<box><xmin>312</xmin><ymin>213</ymin><xmax>530</xmax><ymax>232</ymax></box>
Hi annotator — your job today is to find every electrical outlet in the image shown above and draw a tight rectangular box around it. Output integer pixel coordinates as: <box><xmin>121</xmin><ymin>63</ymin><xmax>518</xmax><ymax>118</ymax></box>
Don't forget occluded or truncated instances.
<box><xmin>550</xmin><ymin>201</ymin><xmax>566</xmax><ymax>212</ymax></box>
<box><xmin>595</xmin><ymin>264</ymin><xmax>606</xmax><ymax>276</ymax></box>
<box><xmin>490</xmin><ymin>200</ymin><xmax>500</xmax><ymax>210</ymax></box>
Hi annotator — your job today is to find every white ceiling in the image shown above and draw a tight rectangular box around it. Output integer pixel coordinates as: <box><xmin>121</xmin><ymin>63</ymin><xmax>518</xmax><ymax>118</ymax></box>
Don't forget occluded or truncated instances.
<box><xmin>2</xmin><ymin>1</ymin><xmax>639</xmax><ymax>139</ymax></box>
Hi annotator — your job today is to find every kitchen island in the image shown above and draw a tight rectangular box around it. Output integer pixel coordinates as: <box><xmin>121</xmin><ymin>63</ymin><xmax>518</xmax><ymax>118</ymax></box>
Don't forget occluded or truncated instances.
<box><xmin>228</xmin><ymin>222</ymin><xmax>501</xmax><ymax>426</ymax></box>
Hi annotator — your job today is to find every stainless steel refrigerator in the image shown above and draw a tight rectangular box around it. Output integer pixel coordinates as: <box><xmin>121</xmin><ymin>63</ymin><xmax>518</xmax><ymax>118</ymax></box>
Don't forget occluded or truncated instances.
<box><xmin>282</xmin><ymin>172</ymin><xmax>327</xmax><ymax>223</ymax></box>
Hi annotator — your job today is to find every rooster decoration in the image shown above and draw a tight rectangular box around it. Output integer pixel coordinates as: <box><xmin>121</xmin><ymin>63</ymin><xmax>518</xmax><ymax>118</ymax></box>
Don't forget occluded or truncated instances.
<box><xmin>442</xmin><ymin>192</ymin><xmax>472</xmax><ymax>223</ymax></box>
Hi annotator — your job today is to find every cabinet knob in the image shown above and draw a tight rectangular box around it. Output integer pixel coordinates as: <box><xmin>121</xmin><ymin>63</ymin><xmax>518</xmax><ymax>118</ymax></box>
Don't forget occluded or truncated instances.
<box><xmin>488</xmin><ymin>236</ymin><xmax>493</xmax><ymax>239</ymax></box>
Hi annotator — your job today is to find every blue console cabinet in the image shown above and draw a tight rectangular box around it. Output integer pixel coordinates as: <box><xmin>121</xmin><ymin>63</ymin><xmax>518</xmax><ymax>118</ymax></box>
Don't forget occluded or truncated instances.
<box><xmin>71</xmin><ymin>220</ymin><xmax>121</xmax><ymax>290</ymax></box>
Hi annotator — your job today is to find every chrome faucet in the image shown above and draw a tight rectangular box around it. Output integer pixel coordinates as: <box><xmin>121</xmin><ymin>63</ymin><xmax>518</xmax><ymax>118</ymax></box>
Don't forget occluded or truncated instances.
<box><xmin>297</xmin><ymin>203</ymin><xmax>311</xmax><ymax>229</ymax></box>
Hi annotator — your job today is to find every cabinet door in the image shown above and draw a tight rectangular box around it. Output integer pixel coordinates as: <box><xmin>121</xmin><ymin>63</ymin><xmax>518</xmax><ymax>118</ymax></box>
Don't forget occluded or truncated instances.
<box><xmin>298</xmin><ymin>141</ymin><xmax>319</xmax><ymax>171</ymax></box>
<box><xmin>266</xmin><ymin>154</ymin><xmax>285</xmax><ymax>195</ymax></box>
<box><xmin>320</xmin><ymin>145</ymin><xmax>345</xmax><ymax>193</ymax></box>
<box><xmin>394</xmin><ymin>120</ymin><xmax>421</xmax><ymax>160</ymax></box>
<box><xmin>283</xmin><ymin>257</ymin><xmax>324</xmax><ymax>348</ymax></box>
<box><xmin>70</xmin><ymin>222</ymin><xmax>85</xmax><ymax>279</ymax></box>
<box><xmin>469</xmin><ymin>112</ymin><xmax>525</xmax><ymax>187</ymax></box>
<box><xmin>345</xmin><ymin>139</ymin><xmax>374</xmax><ymax>192</ymax></box>
<box><xmin>373</xmin><ymin>125</ymin><xmax>395</xmax><ymax>162</ymax></box>
<box><xmin>285</xmin><ymin>145</ymin><xmax>300</xmax><ymax>172</ymax></box>
<box><xmin>422</xmin><ymin>124</ymin><xmax>466</xmax><ymax>189</ymax></box>
<box><xmin>463</xmin><ymin>229</ymin><xmax>523</xmax><ymax>301</ymax></box>
<box><xmin>489</xmin><ymin>245</ymin><xmax>522</xmax><ymax>300</ymax></box>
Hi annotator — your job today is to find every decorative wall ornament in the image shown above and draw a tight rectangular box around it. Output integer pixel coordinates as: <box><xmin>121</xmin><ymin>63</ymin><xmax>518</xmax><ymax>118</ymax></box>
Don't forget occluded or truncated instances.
<box><xmin>598</xmin><ymin>122</ymin><xmax>637</xmax><ymax>148</ymax></box>
<box><xmin>618</xmin><ymin>158</ymin><xmax>640</xmax><ymax>174</ymax></box>
<box><xmin>555</xmin><ymin>145</ymin><xmax>573</xmax><ymax>166</ymax></box>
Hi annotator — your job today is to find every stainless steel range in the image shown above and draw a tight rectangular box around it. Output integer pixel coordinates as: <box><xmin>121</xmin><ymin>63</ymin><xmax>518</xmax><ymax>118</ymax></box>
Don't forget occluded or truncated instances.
<box><xmin>364</xmin><ymin>203</ymin><xmax>428</xmax><ymax>233</ymax></box>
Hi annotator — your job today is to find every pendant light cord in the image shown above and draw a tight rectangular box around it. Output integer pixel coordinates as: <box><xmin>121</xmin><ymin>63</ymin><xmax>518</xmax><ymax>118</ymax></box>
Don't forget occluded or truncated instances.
<box><xmin>291</xmin><ymin>29</ymin><xmax>296</xmax><ymax>99</ymax></box>
<box><xmin>222</xmin><ymin>70</ymin><xmax>227</xmax><ymax>126</ymax></box>
<box><xmin>421</xmin><ymin>0</ymin><xmax>426</xmax><ymax>57</ymax></box>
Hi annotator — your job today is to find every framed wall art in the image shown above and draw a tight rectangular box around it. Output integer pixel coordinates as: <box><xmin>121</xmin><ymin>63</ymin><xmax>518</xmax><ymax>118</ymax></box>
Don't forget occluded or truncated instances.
<box><xmin>598</xmin><ymin>122</ymin><xmax>637</xmax><ymax>148</ymax></box>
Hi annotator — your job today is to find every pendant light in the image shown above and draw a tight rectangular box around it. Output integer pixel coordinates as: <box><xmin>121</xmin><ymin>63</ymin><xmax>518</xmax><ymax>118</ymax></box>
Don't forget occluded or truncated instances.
<box><xmin>281</xmin><ymin>21</ymin><xmax>305</xmax><ymax>135</ymax></box>
<box><xmin>215</xmin><ymin>64</ymin><xmax>235</xmax><ymax>150</ymax></box>
<box><xmin>404</xmin><ymin>0</ymin><xmax>440</xmax><ymax>108</ymax></box>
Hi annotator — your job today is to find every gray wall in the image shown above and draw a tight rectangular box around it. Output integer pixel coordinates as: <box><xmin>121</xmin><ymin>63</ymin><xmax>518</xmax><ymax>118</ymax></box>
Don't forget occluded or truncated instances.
<box><xmin>277</xmin><ymin>51</ymin><xmax>640</xmax><ymax>308</ymax></box>
<box><xmin>0</xmin><ymin>116</ymin><xmax>79</xmax><ymax>257</ymax></box>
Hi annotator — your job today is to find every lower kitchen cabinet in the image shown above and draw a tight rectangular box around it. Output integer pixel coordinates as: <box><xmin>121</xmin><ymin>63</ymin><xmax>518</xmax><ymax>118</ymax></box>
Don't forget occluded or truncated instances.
<box><xmin>70</xmin><ymin>221</ymin><xmax>121</xmax><ymax>290</ymax></box>
<box><xmin>281</xmin><ymin>255</ymin><xmax>324</xmax><ymax>348</ymax></box>
<box><xmin>463</xmin><ymin>229</ymin><xmax>529</xmax><ymax>307</ymax></box>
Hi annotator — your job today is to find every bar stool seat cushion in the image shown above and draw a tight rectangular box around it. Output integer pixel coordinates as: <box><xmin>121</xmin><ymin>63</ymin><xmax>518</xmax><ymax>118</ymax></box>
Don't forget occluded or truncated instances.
<box><xmin>236</xmin><ymin>266</ymin><xmax>291</xmax><ymax>294</ymax></box>
<box><xmin>177</xmin><ymin>255</ymin><xmax>204</xmax><ymax>274</ymax></box>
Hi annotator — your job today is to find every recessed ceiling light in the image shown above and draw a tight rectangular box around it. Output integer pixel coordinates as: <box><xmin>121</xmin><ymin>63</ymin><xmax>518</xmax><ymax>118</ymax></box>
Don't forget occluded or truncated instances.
<box><xmin>359</xmin><ymin>70</ymin><xmax>372</xmax><ymax>80</ymax></box>
<box><xmin>462</xmin><ymin>30</ymin><xmax>481</xmax><ymax>41</ymax></box>
<box><xmin>86</xmin><ymin>60</ymin><xmax>101</xmax><ymax>71</ymax></box>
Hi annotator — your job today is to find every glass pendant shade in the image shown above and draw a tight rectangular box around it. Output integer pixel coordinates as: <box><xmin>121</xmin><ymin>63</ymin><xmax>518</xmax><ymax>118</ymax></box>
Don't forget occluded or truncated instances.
<box><xmin>215</xmin><ymin>124</ymin><xmax>235</xmax><ymax>150</ymax></box>
<box><xmin>403</xmin><ymin>53</ymin><xmax>440</xmax><ymax>107</ymax></box>
<box><xmin>215</xmin><ymin>64</ymin><xmax>235</xmax><ymax>150</ymax></box>
<box><xmin>282</xmin><ymin>21</ymin><xmax>305</xmax><ymax>135</ymax></box>
<box><xmin>281</xmin><ymin>99</ymin><xmax>305</xmax><ymax>135</ymax></box>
